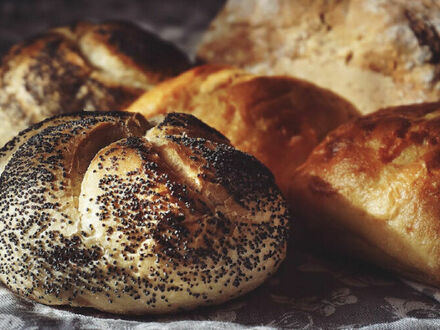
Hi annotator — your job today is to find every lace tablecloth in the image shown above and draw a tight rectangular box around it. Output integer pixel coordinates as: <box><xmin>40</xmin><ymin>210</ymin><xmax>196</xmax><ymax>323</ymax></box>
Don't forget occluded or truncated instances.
<box><xmin>2</xmin><ymin>1</ymin><xmax>440</xmax><ymax>329</ymax></box>
<box><xmin>2</xmin><ymin>248</ymin><xmax>440</xmax><ymax>329</ymax></box>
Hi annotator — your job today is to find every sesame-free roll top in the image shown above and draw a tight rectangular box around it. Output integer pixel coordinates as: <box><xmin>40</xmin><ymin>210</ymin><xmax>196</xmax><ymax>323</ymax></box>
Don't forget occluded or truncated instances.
<box><xmin>0</xmin><ymin>112</ymin><xmax>289</xmax><ymax>314</ymax></box>
<box><xmin>290</xmin><ymin>101</ymin><xmax>440</xmax><ymax>287</ymax></box>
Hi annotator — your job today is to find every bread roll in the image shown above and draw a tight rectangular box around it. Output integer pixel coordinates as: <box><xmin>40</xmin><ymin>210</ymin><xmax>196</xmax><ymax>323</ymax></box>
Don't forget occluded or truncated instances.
<box><xmin>0</xmin><ymin>20</ymin><xmax>191</xmax><ymax>147</ymax></box>
<box><xmin>126</xmin><ymin>64</ymin><xmax>359</xmax><ymax>196</ymax></box>
<box><xmin>290</xmin><ymin>101</ymin><xmax>440</xmax><ymax>286</ymax></box>
<box><xmin>198</xmin><ymin>0</ymin><xmax>440</xmax><ymax>114</ymax></box>
<box><xmin>0</xmin><ymin>111</ymin><xmax>289</xmax><ymax>314</ymax></box>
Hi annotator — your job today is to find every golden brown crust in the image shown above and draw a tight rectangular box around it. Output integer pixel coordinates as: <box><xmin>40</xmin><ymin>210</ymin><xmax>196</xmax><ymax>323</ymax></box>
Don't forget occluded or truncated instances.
<box><xmin>290</xmin><ymin>101</ymin><xmax>440</xmax><ymax>286</ymax></box>
<box><xmin>198</xmin><ymin>0</ymin><xmax>440</xmax><ymax>115</ymax></box>
<box><xmin>0</xmin><ymin>20</ymin><xmax>191</xmax><ymax>147</ymax></box>
<box><xmin>0</xmin><ymin>111</ymin><xmax>289</xmax><ymax>314</ymax></box>
<box><xmin>126</xmin><ymin>64</ymin><xmax>359</xmax><ymax>196</ymax></box>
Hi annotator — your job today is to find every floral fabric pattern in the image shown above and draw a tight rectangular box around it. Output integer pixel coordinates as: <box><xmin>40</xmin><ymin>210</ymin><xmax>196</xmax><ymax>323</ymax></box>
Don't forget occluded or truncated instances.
<box><xmin>2</xmin><ymin>1</ymin><xmax>440</xmax><ymax>329</ymax></box>
<box><xmin>2</xmin><ymin>249</ymin><xmax>440</xmax><ymax>329</ymax></box>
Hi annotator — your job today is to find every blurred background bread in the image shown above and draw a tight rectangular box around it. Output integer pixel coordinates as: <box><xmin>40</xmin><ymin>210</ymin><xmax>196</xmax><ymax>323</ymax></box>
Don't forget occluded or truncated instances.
<box><xmin>198</xmin><ymin>0</ymin><xmax>440</xmax><ymax>115</ymax></box>
<box><xmin>0</xmin><ymin>20</ymin><xmax>191</xmax><ymax>146</ymax></box>
<box><xmin>290</xmin><ymin>101</ymin><xmax>440</xmax><ymax>286</ymax></box>
<box><xmin>126</xmin><ymin>64</ymin><xmax>359</xmax><ymax>196</ymax></box>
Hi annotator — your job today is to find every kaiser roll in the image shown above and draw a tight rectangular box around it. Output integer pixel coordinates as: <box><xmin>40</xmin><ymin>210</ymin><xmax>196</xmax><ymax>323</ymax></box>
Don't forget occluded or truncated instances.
<box><xmin>0</xmin><ymin>111</ymin><xmax>289</xmax><ymax>314</ymax></box>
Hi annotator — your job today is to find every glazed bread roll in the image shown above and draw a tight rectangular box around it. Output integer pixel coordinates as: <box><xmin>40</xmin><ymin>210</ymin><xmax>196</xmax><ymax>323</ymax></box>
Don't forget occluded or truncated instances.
<box><xmin>126</xmin><ymin>64</ymin><xmax>359</xmax><ymax>196</ymax></box>
<box><xmin>290</xmin><ymin>101</ymin><xmax>440</xmax><ymax>286</ymax></box>
<box><xmin>0</xmin><ymin>111</ymin><xmax>289</xmax><ymax>314</ymax></box>
<box><xmin>0</xmin><ymin>20</ymin><xmax>190</xmax><ymax>147</ymax></box>
<box><xmin>198</xmin><ymin>0</ymin><xmax>440</xmax><ymax>114</ymax></box>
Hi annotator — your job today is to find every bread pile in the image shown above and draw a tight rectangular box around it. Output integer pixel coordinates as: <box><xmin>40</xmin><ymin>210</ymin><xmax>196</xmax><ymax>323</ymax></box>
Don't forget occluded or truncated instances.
<box><xmin>0</xmin><ymin>20</ymin><xmax>190</xmax><ymax>146</ymax></box>
<box><xmin>193</xmin><ymin>0</ymin><xmax>440</xmax><ymax>287</ymax></box>
<box><xmin>126</xmin><ymin>64</ymin><xmax>359</xmax><ymax>195</ymax></box>
<box><xmin>2</xmin><ymin>0</ymin><xmax>440</xmax><ymax>315</ymax></box>
<box><xmin>198</xmin><ymin>0</ymin><xmax>440</xmax><ymax>115</ymax></box>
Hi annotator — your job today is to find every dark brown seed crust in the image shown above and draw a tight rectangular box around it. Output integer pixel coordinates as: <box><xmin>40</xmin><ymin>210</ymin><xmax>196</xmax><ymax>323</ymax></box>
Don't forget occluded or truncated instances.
<box><xmin>0</xmin><ymin>112</ymin><xmax>289</xmax><ymax>314</ymax></box>
<box><xmin>0</xmin><ymin>20</ymin><xmax>191</xmax><ymax>146</ymax></box>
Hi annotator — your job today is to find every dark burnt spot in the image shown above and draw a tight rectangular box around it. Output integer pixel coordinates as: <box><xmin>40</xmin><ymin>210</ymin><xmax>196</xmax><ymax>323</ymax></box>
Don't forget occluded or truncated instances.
<box><xmin>378</xmin><ymin>135</ymin><xmax>410</xmax><ymax>163</ymax></box>
<box><xmin>96</xmin><ymin>21</ymin><xmax>191</xmax><ymax>77</ymax></box>
<box><xmin>405</xmin><ymin>9</ymin><xmax>440</xmax><ymax>64</ymax></box>
<box><xmin>358</xmin><ymin>117</ymin><xmax>378</xmax><ymax>132</ymax></box>
<box><xmin>372</xmin><ymin>117</ymin><xmax>412</xmax><ymax>163</ymax></box>
<box><xmin>345</xmin><ymin>51</ymin><xmax>353</xmax><ymax>64</ymax></box>
<box><xmin>430</xmin><ymin>136</ymin><xmax>440</xmax><ymax>145</ymax></box>
<box><xmin>308</xmin><ymin>176</ymin><xmax>336</xmax><ymax>197</ymax></box>
<box><xmin>410</xmin><ymin>131</ymin><xmax>428</xmax><ymax>145</ymax></box>
<box><xmin>426</xmin><ymin>151</ymin><xmax>440</xmax><ymax>172</ymax></box>
<box><xmin>388</xmin><ymin>102</ymin><xmax>440</xmax><ymax>118</ymax></box>
<box><xmin>395</xmin><ymin>118</ymin><xmax>411</xmax><ymax>138</ymax></box>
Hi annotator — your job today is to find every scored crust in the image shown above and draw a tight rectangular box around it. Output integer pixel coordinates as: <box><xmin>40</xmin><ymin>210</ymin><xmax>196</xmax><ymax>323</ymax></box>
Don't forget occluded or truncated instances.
<box><xmin>290</xmin><ymin>101</ymin><xmax>440</xmax><ymax>286</ymax></box>
<box><xmin>0</xmin><ymin>20</ymin><xmax>190</xmax><ymax>147</ymax></box>
<box><xmin>126</xmin><ymin>64</ymin><xmax>359</xmax><ymax>196</ymax></box>
<box><xmin>0</xmin><ymin>111</ymin><xmax>289</xmax><ymax>314</ymax></box>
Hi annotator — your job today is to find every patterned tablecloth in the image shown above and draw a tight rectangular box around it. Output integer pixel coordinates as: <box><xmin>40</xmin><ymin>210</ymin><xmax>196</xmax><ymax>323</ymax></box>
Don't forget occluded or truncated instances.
<box><xmin>1</xmin><ymin>1</ymin><xmax>440</xmax><ymax>329</ymax></box>
<box><xmin>2</xmin><ymin>247</ymin><xmax>440</xmax><ymax>329</ymax></box>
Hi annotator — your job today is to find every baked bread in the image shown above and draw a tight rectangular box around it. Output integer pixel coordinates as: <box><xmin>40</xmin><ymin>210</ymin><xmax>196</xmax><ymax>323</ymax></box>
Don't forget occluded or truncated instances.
<box><xmin>290</xmin><ymin>101</ymin><xmax>440</xmax><ymax>286</ymax></box>
<box><xmin>126</xmin><ymin>64</ymin><xmax>359</xmax><ymax>196</ymax></box>
<box><xmin>198</xmin><ymin>0</ymin><xmax>440</xmax><ymax>115</ymax></box>
<box><xmin>0</xmin><ymin>20</ymin><xmax>191</xmax><ymax>147</ymax></box>
<box><xmin>0</xmin><ymin>111</ymin><xmax>289</xmax><ymax>314</ymax></box>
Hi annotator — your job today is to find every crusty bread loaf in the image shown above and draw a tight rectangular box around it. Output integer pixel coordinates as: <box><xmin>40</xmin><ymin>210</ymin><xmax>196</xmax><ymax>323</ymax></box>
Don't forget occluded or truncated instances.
<box><xmin>0</xmin><ymin>20</ymin><xmax>191</xmax><ymax>147</ymax></box>
<box><xmin>126</xmin><ymin>64</ymin><xmax>359</xmax><ymax>196</ymax></box>
<box><xmin>290</xmin><ymin>101</ymin><xmax>440</xmax><ymax>286</ymax></box>
<box><xmin>0</xmin><ymin>111</ymin><xmax>289</xmax><ymax>314</ymax></box>
<box><xmin>198</xmin><ymin>0</ymin><xmax>440</xmax><ymax>115</ymax></box>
